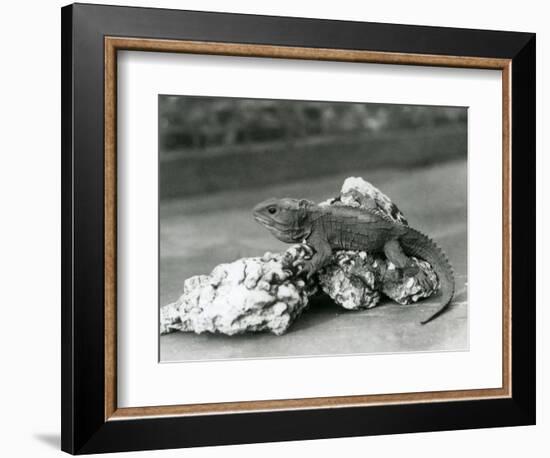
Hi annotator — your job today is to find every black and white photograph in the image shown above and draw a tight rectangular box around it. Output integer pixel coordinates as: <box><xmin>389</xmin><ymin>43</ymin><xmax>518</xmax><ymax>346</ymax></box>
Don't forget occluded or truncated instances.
<box><xmin>159</xmin><ymin>95</ymin><xmax>468</xmax><ymax>362</ymax></box>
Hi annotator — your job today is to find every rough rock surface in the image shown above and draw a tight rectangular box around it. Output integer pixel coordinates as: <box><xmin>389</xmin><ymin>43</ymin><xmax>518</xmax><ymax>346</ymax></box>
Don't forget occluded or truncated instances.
<box><xmin>318</xmin><ymin>251</ymin><xmax>383</xmax><ymax>310</ymax></box>
<box><xmin>160</xmin><ymin>244</ymin><xmax>316</xmax><ymax>336</ymax></box>
<box><xmin>318</xmin><ymin>250</ymin><xmax>438</xmax><ymax>310</ymax></box>
<box><xmin>318</xmin><ymin>177</ymin><xmax>438</xmax><ymax>309</ymax></box>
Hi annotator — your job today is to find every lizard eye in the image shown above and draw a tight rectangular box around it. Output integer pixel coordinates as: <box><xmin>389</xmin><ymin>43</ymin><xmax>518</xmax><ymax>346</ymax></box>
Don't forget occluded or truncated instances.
<box><xmin>267</xmin><ymin>206</ymin><xmax>277</xmax><ymax>215</ymax></box>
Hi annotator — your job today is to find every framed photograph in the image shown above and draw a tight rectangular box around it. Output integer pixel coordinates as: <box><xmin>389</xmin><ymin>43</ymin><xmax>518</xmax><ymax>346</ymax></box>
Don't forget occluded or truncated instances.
<box><xmin>61</xmin><ymin>3</ymin><xmax>536</xmax><ymax>454</ymax></box>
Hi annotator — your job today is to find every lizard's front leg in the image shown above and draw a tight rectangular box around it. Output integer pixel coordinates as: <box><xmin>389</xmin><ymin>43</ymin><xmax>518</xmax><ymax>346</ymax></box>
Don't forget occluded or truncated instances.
<box><xmin>298</xmin><ymin>236</ymin><xmax>332</xmax><ymax>280</ymax></box>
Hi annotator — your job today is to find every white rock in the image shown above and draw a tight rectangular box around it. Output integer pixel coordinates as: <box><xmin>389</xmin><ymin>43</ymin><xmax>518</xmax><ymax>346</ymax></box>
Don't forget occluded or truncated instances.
<box><xmin>318</xmin><ymin>251</ymin><xmax>382</xmax><ymax>310</ymax></box>
<box><xmin>160</xmin><ymin>244</ymin><xmax>316</xmax><ymax>336</ymax></box>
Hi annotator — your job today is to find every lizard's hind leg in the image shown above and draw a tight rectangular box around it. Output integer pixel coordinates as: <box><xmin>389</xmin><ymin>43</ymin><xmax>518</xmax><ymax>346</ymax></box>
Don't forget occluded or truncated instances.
<box><xmin>383</xmin><ymin>239</ymin><xmax>409</xmax><ymax>269</ymax></box>
<box><xmin>383</xmin><ymin>239</ymin><xmax>431</xmax><ymax>289</ymax></box>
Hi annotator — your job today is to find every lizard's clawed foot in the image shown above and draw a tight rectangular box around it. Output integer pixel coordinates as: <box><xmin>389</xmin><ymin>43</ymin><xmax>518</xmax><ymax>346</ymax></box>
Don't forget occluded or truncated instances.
<box><xmin>402</xmin><ymin>262</ymin><xmax>432</xmax><ymax>290</ymax></box>
<box><xmin>413</xmin><ymin>269</ymin><xmax>432</xmax><ymax>290</ymax></box>
<box><xmin>293</xmin><ymin>259</ymin><xmax>317</xmax><ymax>280</ymax></box>
<box><xmin>402</xmin><ymin>262</ymin><xmax>420</xmax><ymax>278</ymax></box>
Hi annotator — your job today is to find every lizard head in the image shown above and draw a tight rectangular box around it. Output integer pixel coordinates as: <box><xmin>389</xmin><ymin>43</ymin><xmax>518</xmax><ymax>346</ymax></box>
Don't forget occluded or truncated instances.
<box><xmin>253</xmin><ymin>198</ymin><xmax>313</xmax><ymax>243</ymax></box>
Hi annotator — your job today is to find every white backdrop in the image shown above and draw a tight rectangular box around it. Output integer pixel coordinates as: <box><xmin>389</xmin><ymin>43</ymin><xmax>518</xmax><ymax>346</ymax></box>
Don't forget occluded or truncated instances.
<box><xmin>0</xmin><ymin>0</ymin><xmax>545</xmax><ymax>457</ymax></box>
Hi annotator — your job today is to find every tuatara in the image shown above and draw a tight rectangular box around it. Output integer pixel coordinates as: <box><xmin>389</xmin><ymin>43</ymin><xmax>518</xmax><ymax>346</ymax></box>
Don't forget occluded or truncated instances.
<box><xmin>253</xmin><ymin>197</ymin><xmax>454</xmax><ymax>324</ymax></box>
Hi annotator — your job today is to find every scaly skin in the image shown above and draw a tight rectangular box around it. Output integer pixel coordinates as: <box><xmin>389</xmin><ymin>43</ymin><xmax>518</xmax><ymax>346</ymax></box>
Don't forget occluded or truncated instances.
<box><xmin>253</xmin><ymin>198</ymin><xmax>454</xmax><ymax>324</ymax></box>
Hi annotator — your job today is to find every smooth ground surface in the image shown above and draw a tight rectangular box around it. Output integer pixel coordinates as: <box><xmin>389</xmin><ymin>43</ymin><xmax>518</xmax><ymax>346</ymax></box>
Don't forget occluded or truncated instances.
<box><xmin>160</xmin><ymin>160</ymin><xmax>467</xmax><ymax>361</ymax></box>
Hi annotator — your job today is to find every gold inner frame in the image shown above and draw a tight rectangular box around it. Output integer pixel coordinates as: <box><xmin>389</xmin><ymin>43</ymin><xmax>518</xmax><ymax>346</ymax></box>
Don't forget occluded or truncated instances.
<box><xmin>104</xmin><ymin>37</ymin><xmax>512</xmax><ymax>421</ymax></box>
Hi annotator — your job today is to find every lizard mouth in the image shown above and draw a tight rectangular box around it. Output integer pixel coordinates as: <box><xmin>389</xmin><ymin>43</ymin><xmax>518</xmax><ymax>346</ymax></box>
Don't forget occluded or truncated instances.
<box><xmin>253</xmin><ymin>214</ymin><xmax>274</xmax><ymax>227</ymax></box>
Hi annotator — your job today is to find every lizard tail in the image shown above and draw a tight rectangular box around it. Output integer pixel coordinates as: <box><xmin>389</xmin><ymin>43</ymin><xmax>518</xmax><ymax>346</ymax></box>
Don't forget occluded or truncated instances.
<box><xmin>400</xmin><ymin>227</ymin><xmax>455</xmax><ymax>324</ymax></box>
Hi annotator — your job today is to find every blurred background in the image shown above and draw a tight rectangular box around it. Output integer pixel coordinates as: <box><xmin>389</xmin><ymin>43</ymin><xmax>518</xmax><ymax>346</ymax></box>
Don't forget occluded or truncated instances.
<box><xmin>159</xmin><ymin>95</ymin><xmax>468</xmax><ymax>360</ymax></box>
<box><xmin>159</xmin><ymin>96</ymin><xmax>466</xmax><ymax>199</ymax></box>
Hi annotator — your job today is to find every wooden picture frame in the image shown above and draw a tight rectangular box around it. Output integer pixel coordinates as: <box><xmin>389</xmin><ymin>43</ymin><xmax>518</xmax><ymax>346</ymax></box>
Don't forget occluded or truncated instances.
<box><xmin>61</xmin><ymin>3</ymin><xmax>535</xmax><ymax>454</ymax></box>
